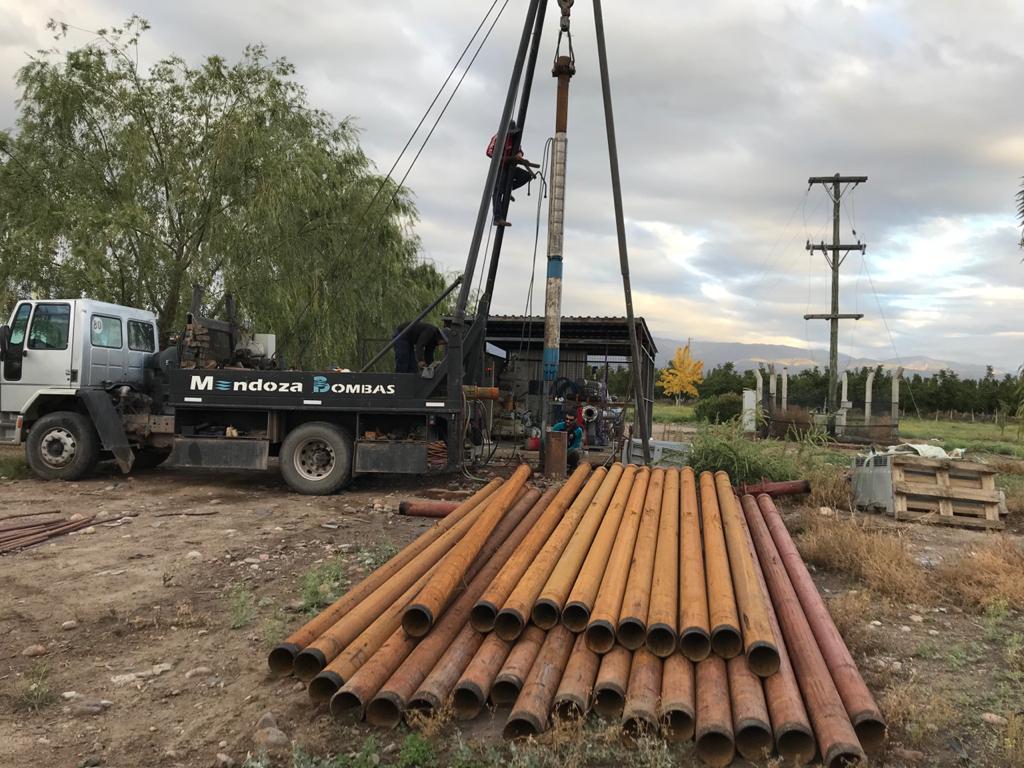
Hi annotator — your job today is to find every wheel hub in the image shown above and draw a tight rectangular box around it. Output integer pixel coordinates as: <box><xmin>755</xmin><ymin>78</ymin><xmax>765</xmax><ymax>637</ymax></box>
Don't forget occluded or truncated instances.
<box><xmin>294</xmin><ymin>438</ymin><xmax>336</xmax><ymax>481</ymax></box>
<box><xmin>40</xmin><ymin>428</ymin><xmax>77</xmax><ymax>468</ymax></box>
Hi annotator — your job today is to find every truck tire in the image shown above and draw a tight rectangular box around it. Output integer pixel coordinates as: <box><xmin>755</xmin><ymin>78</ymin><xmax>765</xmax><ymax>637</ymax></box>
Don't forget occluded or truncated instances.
<box><xmin>26</xmin><ymin>411</ymin><xmax>101</xmax><ymax>481</ymax></box>
<box><xmin>279</xmin><ymin>422</ymin><xmax>353</xmax><ymax>495</ymax></box>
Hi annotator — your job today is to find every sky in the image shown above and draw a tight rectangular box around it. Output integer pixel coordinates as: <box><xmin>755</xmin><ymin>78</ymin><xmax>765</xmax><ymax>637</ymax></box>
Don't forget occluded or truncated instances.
<box><xmin>1</xmin><ymin>0</ymin><xmax>1022</xmax><ymax>370</ymax></box>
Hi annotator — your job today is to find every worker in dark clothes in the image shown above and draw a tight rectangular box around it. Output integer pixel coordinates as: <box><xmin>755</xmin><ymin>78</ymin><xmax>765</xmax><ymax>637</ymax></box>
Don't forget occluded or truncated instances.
<box><xmin>393</xmin><ymin>321</ymin><xmax>446</xmax><ymax>374</ymax></box>
<box><xmin>551</xmin><ymin>411</ymin><xmax>584</xmax><ymax>471</ymax></box>
<box><xmin>487</xmin><ymin>121</ymin><xmax>537</xmax><ymax>227</ymax></box>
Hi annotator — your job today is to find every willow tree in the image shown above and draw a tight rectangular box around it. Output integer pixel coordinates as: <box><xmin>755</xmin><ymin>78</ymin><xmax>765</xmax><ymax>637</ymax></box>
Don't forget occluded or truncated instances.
<box><xmin>0</xmin><ymin>17</ymin><xmax>448</xmax><ymax>368</ymax></box>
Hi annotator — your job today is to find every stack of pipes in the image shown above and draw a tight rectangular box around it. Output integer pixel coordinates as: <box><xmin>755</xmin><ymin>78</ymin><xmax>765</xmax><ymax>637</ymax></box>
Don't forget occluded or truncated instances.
<box><xmin>269</xmin><ymin>463</ymin><xmax>883</xmax><ymax>767</ymax></box>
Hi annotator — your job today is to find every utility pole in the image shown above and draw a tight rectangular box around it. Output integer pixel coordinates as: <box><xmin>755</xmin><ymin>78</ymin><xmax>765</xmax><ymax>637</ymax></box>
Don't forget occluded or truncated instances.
<box><xmin>540</xmin><ymin>3</ymin><xmax>575</xmax><ymax>444</ymax></box>
<box><xmin>803</xmin><ymin>173</ymin><xmax>867</xmax><ymax>436</ymax></box>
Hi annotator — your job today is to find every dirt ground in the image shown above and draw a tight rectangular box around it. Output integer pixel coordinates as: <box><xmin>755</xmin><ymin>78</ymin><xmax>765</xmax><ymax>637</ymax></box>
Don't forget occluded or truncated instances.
<box><xmin>1</xmin><ymin>448</ymin><xmax>1021</xmax><ymax>768</ymax></box>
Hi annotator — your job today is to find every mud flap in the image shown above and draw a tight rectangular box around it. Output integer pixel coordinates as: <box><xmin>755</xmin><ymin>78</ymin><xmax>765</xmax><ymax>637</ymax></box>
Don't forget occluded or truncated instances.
<box><xmin>79</xmin><ymin>390</ymin><xmax>134</xmax><ymax>473</ymax></box>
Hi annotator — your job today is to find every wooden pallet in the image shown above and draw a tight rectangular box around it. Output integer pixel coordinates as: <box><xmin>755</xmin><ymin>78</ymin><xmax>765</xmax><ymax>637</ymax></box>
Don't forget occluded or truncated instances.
<box><xmin>891</xmin><ymin>455</ymin><xmax>1003</xmax><ymax>530</ymax></box>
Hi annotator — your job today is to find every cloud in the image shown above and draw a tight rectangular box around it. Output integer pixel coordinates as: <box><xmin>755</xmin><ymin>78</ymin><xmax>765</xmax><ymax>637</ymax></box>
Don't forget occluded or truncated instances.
<box><xmin>1</xmin><ymin>0</ymin><xmax>1022</xmax><ymax>368</ymax></box>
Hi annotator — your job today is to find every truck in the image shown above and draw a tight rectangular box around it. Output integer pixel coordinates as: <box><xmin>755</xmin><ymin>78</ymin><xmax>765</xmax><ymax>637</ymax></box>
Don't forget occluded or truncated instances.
<box><xmin>0</xmin><ymin>293</ymin><xmax>473</xmax><ymax>495</ymax></box>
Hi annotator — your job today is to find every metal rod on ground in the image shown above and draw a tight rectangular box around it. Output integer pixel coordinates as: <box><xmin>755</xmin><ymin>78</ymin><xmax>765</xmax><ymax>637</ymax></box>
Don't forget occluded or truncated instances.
<box><xmin>360</xmin><ymin>275</ymin><xmax>463</xmax><ymax>372</ymax></box>
<box><xmin>592</xmin><ymin>0</ymin><xmax>650</xmax><ymax>463</ymax></box>
<box><xmin>398</xmin><ymin>500</ymin><xmax>459</xmax><ymax>518</ymax></box>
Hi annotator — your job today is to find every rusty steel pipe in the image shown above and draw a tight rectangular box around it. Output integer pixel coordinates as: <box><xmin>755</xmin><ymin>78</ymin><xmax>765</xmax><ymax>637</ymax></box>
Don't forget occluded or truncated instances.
<box><xmin>593</xmin><ymin>644</ymin><xmax>631</xmax><ymax>719</ymax></box>
<box><xmin>563</xmin><ymin>465</ymin><xmax>641</xmax><ymax>631</ymax></box>
<box><xmin>398</xmin><ymin>499</ymin><xmax>459</xmax><ymax>518</ymax></box>
<box><xmin>727</xmin><ymin>654</ymin><xmax>773</xmax><ymax>761</ymax></box>
<box><xmin>757</xmin><ymin>493</ymin><xmax>886</xmax><ymax>754</ymax></box>
<box><xmin>295</xmin><ymin>489</ymin><xmax>504</xmax><ymax>681</ymax></box>
<box><xmin>406</xmin><ymin>623</ymin><xmax>484</xmax><ymax>716</ymax></box>
<box><xmin>739</xmin><ymin>495</ymin><xmax>815</xmax><ymax>765</ymax></box>
<box><xmin>582</xmin><ymin>468</ymin><xmax>649</xmax><ymax>648</ymax></box>
<box><xmin>646</xmin><ymin>467</ymin><xmax>680</xmax><ymax>657</ymax></box>
<box><xmin>743</xmin><ymin>496</ymin><xmax>865</xmax><ymax>768</ymax></box>
<box><xmin>452</xmin><ymin>631</ymin><xmax>513</xmax><ymax>720</ymax></box>
<box><xmin>616</xmin><ymin>467</ymin><xmax>664</xmax><ymax>650</ymax></box>
<box><xmin>404</xmin><ymin>464</ymin><xmax>532</xmax><ymax>637</ymax></box>
<box><xmin>472</xmin><ymin>465</ymin><xmax>590</xmax><ymax>632</ymax></box>
<box><xmin>531</xmin><ymin>463</ymin><xmax>626</xmax><ymax>629</ymax></box>
<box><xmin>553</xmin><ymin>633</ymin><xmax>600</xmax><ymax>720</ymax></box>
<box><xmin>308</xmin><ymin>488</ymin><xmax>536</xmax><ymax>697</ymax></box>
<box><xmin>660</xmin><ymin>652</ymin><xmax>696</xmax><ymax>742</ymax></box>
<box><xmin>269</xmin><ymin>478</ymin><xmax>501</xmax><ymax>674</ymax></box>
<box><xmin>331</xmin><ymin>487</ymin><xmax>544</xmax><ymax>723</ymax></box>
<box><xmin>679</xmin><ymin>467</ymin><xmax>711</xmax><ymax>661</ymax></box>
<box><xmin>491</xmin><ymin>624</ymin><xmax>546</xmax><ymax>707</ymax></box>
<box><xmin>736</xmin><ymin>479</ymin><xmax>811</xmax><ymax>498</ymax></box>
<box><xmin>695</xmin><ymin>655</ymin><xmax>735</xmax><ymax>767</ymax></box>
<box><xmin>503</xmin><ymin>624</ymin><xmax>576</xmax><ymax>739</ymax></box>
<box><xmin>622</xmin><ymin>647</ymin><xmax>663</xmax><ymax>741</ymax></box>
<box><xmin>715</xmin><ymin>471</ymin><xmax>780</xmax><ymax>677</ymax></box>
<box><xmin>494</xmin><ymin>466</ymin><xmax>607</xmax><ymax>640</ymax></box>
<box><xmin>699</xmin><ymin>471</ymin><xmax>742</xmax><ymax>659</ymax></box>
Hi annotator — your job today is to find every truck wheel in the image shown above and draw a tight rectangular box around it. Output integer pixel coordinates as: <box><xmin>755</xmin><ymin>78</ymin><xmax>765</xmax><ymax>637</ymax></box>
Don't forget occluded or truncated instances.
<box><xmin>132</xmin><ymin>448</ymin><xmax>172</xmax><ymax>470</ymax></box>
<box><xmin>26</xmin><ymin>411</ymin><xmax>100</xmax><ymax>481</ymax></box>
<box><xmin>279</xmin><ymin>422</ymin><xmax>353</xmax><ymax>495</ymax></box>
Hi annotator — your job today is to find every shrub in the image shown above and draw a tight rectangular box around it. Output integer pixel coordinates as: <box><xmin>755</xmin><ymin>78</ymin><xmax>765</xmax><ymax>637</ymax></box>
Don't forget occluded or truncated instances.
<box><xmin>687</xmin><ymin>421</ymin><xmax>800</xmax><ymax>485</ymax></box>
<box><xmin>693</xmin><ymin>393</ymin><xmax>743</xmax><ymax>424</ymax></box>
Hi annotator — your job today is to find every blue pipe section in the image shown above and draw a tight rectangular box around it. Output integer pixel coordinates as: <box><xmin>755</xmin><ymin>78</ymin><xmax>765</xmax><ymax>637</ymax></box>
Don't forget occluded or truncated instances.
<box><xmin>542</xmin><ymin>347</ymin><xmax>559</xmax><ymax>381</ymax></box>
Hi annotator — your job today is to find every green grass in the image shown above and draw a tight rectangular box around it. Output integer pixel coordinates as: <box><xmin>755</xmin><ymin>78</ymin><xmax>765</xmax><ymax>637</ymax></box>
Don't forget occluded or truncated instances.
<box><xmin>0</xmin><ymin>449</ymin><xmax>30</xmax><ymax>480</ymax></box>
<box><xmin>651</xmin><ymin>403</ymin><xmax>696</xmax><ymax>424</ymax></box>
<box><xmin>899</xmin><ymin>417</ymin><xmax>1024</xmax><ymax>458</ymax></box>
<box><xmin>17</xmin><ymin>662</ymin><xmax>56</xmax><ymax>712</ymax></box>
<box><xmin>299</xmin><ymin>560</ymin><xmax>350</xmax><ymax>615</ymax></box>
<box><xmin>228</xmin><ymin>586</ymin><xmax>257</xmax><ymax>629</ymax></box>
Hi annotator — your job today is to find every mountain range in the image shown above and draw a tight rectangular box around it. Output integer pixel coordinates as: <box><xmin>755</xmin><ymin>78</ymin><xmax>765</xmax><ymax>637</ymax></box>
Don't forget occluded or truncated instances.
<box><xmin>652</xmin><ymin>338</ymin><xmax>1006</xmax><ymax>380</ymax></box>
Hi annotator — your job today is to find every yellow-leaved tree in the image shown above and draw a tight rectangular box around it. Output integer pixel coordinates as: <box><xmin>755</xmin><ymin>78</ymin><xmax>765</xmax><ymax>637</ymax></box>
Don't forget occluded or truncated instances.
<box><xmin>658</xmin><ymin>342</ymin><xmax>703</xmax><ymax>404</ymax></box>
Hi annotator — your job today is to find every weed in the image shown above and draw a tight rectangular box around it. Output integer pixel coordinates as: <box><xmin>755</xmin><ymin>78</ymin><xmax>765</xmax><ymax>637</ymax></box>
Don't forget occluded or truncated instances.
<box><xmin>362</xmin><ymin>542</ymin><xmax>398</xmax><ymax>571</ymax></box>
<box><xmin>16</xmin><ymin>662</ymin><xmax>55</xmax><ymax>712</ymax></box>
<box><xmin>228</xmin><ymin>585</ymin><xmax>257</xmax><ymax>629</ymax></box>
<box><xmin>262</xmin><ymin>608</ymin><xmax>288</xmax><ymax>646</ymax></box>
<box><xmin>826</xmin><ymin>591</ymin><xmax>880</xmax><ymax>656</ymax></box>
<box><xmin>241</xmin><ymin>754</ymin><xmax>271</xmax><ymax>768</ymax></box>
<box><xmin>687</xmin><ymin>421</ymin><xmax>800</xmax><ymax>485</ymax></box>
<box><xmin>174</xmin><ymin>600</ymin><xmax>207</xmax><ymax>629</ymax></box>
<box><xmin>0</xmin><ymin>450</ymin><xmax>30</xmax><ymax>480</ymax></box>
<box><xmin>1006</xmin><ymin>632</ymin><xmax>1024</xmax><ymax>683</ymax></box>
<box><xmin>882</xmin><ymin>674</ymin><xmax>958</xmax><ymax>749</ymax></box>
<box><xmin>397</xmin><ymin>733</ymin><xmax>437</xmax><ymax>768</ymax></box>
<box><xmin>1006</xmin><ymin>714</ymin><xmax>1024</xmax><ymax>768</ymax></box>
<box><xmin>299</xmin><ymin>560</ymin><xmax>349</xmax><ymax>615</ymax></box>
<box><xmin>797</xmin><ymin>514</ymin><xmax>930</xmax><ymax>603</ymax></box>
<box><xmin>983</xmin><ymin>598</ymin><xmax>1012</xmax><ymax>641</ymax></box>
<box><xmin>913</xmin><ymin>641</ymin><xmax>940</xmax><ymax>660</ymax></box>
<box><xmin>937</xmin><ymin>536</ymin><xmax>1024</xmax><ymax>610</ymax></box>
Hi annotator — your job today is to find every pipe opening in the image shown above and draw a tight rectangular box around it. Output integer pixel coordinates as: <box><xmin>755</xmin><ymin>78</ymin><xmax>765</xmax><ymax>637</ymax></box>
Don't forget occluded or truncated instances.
<box><xmin>267</xmin><ymin>643</ymin><xmax>300</xmax><ymax>676</ymax></box>
<box><xmin>735</xmin><ymin>721</ymin><xmax>773</xmax><ymax>760</ymax></box>
<box><xmin>679</xmin><ymin>629</ymin><xmax>711</xmax><ymax>662</ymax></box>
<box><xmin>561</xmin><ymin>602</ymin><xmax>590</xmax><ymax>633</ymax></box>
<box><xmin>746</xmin><ymin>642</ymin><xmax>781</xmax><ymax>678</ymax></box>
<box><xmin>553</xmin><ymin>697</ymin><xmax>585</xmax><ymax>721</ymax></box>
<box><xmin>402</xmin><ymin>605</ymin><xmax>434</xmax><ymax>638</ymax></box>
<box><xmin>646</xmin><ymin>624</ymin><xmax>678</xmax><ymax>658</ymax></box>
<box><xmin>292</xmin><ymin>648</ymin><xmax>327</xmax><ymax>682</ymax></box>
<box><xmin>469</xmin><ymin>602</ymin><xmax>498</xmax><ymax>633</ymax></box>
<box><xmin>405</xmin><ymin>696</ymin><xmax>435</xmax><ymax>719</ymax></box>
<box><xmin>494</xmin><ymin>610</ymin><xmax>525</xmax><ymax>642</ymax></box>
<box><xmin>453</xmin><ymin>686</ymin><xmax>484</xmax><ymax>721</ymax></box>
<box><xmin>585</xmin><ymin>622</ymin><xmax>616</xmax><ymax>654</ymax></box>
<box><xmin>776</xmin><ymin>729</ymin><xmax>816</xmax><ymax>765</ymax></box>
<box><xmin>622</xmin><ymin>715</ymin><xmax>657</xmax><ymax>742</ymax></box>
<box><xmin>616</xmin><ymin>618</ymin><xmax>647</xmax><ymax>650</ymax></box>
<box><xmin>329</xmin><ymin>690</ymin><xmax>362</xmax><ymax>720</ymax></box>
<box><xmin>592</xmin><ymin>686</ymin><xmax>625</xmax><ymax>719</ymax></box>
<box><xmin>307</xmin><ymin>672</ymin><xmax>342</xmax><ymax>702</ymax></box>
<box><xmin>661</xmin><ymin>709</ymin><xmax>695</xmax><ymax>742</ymax></box>
<box><xmin>854</xmin><ymin>717</ymin><xmax>887</xmax><ymax>754</ymax></box>
<box><xmin>503</xmin><ymin>714</ymin><xmax>541</xmax><ymax>740</ymax></box>
<box><xmin>365</xmin><ymin>694</ymin><xmax>403</xmax><ymax>728</ymax></box>
<box><xmin>531</xmin><ymin>599</ymin><xmax>560</xmax><ymax>630</ymax></box>
<box><xmin>826</xmin><ymin>746</ymin><xmax>865</xmax><ymax>768</ymax></box>
<box><xmin>490</xmin><ymin>679</ymin><xmax>520</xmax><ymax>707</ymax></box>
<box><xmin>695</xmin><ymin>729</ymin><xmax>735</xmax><ymax>767</ymax></box>
<box><xmin>710</xmin><ymin>626</ymin><xmax>742</xmax><ymax>659</ymax></box>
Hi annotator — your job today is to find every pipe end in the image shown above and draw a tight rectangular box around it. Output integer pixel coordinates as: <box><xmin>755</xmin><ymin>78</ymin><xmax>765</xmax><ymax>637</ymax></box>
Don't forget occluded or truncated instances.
<box><xmin>616</xmin><ymin>617</ymin><xmax>647</xmax><ymax>650</ymax></box>
<box><xmin>561</xmin><ymin>602</ymin><xmax>590</xmax><ymax>633</ymax></box>
<box><xmin>585</xmin><ymin>620</ymin><xmax>616</xmax><ymax>654</ymax></box>
<box><xmin>307</xmin><ymin>670</ymin><xmax>342</xmax><ymax>702</ymax></box>
<box><xmin>402</xmin><ymin>604</ymin><xmax>434</xmax><ymax>638</ymax></box>
<box><xmin>531</xmin><ymin>599</ymin><xmax>560</xmax><ymax>630</ymax></box>
<box><xmin>494</xmin><ymin>609</ymin><xmax>525</xmax><ymax>642</ymax></box>
<box><xmin>366</xmin><ymin>691</ymin><xmax>405</xmax><ymax>729</ymax></box>
<box><xmin>695</xmin><ymin>726</ymin><xmax>736</xmax><ymax>768</ymax></box>
<box><xmin>734</xmin><ymin>718</ymin><xmax>773</xmax><ymax>761</ymax></box>
<box><xmin>292</xmin><ymin>647</ymin><xmax>327</xmax><ymax>681</ymax></box>
<box><xmin>503</xmin><ymin>712</ymin><xmax>543</xmax><ymax>740</ymax></box>
<box><xmin>329</xmin><ymin>688</ymin><xmax>363</xmax><ymax>721</ymax></box>
<box><xmin>679</xmin><ymin>627</ymin><xmax>712</xmax><ymax>661</ymax></box>
<box><xmin>267</xmin><ymin>642</ymin><xmax>301</xmax><ymax>676</ymax></box>
<box><xmin>853</xmin><ymin>714</ymin><xmax>887</xmax><ymax>754</ymax></box>
<box><xmin>489</xmin><ymin>678</ymin><xmax>521</xmax><ymax>708</ymax></box>
<box><xmin>746</xmin><ymin>641</ymin><xmax>781</xmax><ymax>678</ymax></box>
<box><xmin>622</xmin><ymin>713</ymin><xmax>658</xmax><ymax>743</ymax></box>
<box><xmin>452</xmin><ymin>684</ymin><xmax>485</xmax><ymax>721</ymax></box>
<box><xmin>660</xmin><ymin>707</ymin><xmax>695</xmax><ymax>742</ymax></box>
<box><xmin>824</xmin><ymin>741</ymin><xmax>866</xmax><ymax>768</ymax></box>
<box><xmin>469</xmin><ymin>601</ymin><xmax>498</xmax><ymax>633</ymax></box>
<box><xmin>710</xmin><ymin>624</ymin><xmax>742</xmax><ymax>659</ymax></box>
<box><xmin>553</xmin><ymin>695</ymin><xmax>587</xmax><ymax>721</ymax></box>
<box><xmin>775</xmin><ymin>724</ymin><xmax>816</xmax><ymax>765</ymax></box>
<box><xmin>593</xmin><ymin>684</ymin><xmax>625</xmax><ymax>719</ymax></box>
<box><xmin>645</xmin><ymin>623</ymin><xmax>678</xmax><ymax>658</ymax></box>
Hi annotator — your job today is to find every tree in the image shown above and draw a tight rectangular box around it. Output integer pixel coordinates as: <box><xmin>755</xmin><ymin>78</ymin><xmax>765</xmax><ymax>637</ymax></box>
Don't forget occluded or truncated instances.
<box><xmin>0</xmin><ymin>17</ymin><xmax>448</xmax><ymax>368</ymax></box>
<box><xmin>657</xmin><ymin>343</ymin><xmax>703</xmax><ymax>404</ymax></box>
<box><xmin>700</xmin><ymin>362</ymin><xmax>744</xmax><ymax>398</ymax></box>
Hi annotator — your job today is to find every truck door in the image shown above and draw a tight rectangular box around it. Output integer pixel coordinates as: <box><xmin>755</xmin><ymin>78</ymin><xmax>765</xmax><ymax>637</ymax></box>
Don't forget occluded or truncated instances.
<box><xmin>0</xmin><ymin>302</ymin><xmax>74</xmax><ymax>414</ymax></box>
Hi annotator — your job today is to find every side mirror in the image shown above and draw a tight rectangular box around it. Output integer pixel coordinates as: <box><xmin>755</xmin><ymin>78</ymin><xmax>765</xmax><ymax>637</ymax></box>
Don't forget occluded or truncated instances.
<box><xmin>0</xmin><ymin>325</ymin><xmax>9</xmax><ymax>358</ymax></box>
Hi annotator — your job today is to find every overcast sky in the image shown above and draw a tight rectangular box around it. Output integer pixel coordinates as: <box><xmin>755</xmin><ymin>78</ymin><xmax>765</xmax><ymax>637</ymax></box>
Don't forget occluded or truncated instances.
<box><xmin>2</xmin><ymin>1</ymin><xmax>1022</xmax><ymax>370</ymax></box>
